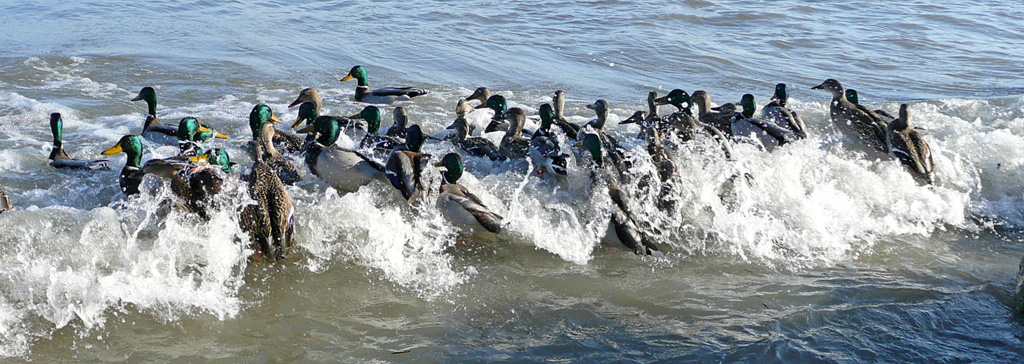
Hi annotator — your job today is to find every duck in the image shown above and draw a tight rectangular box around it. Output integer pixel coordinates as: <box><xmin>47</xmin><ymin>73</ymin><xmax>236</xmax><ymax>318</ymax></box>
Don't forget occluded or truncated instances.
<box><xmin>552</xmin><ymin>90</ymin><xmax>581</xmax><ymax>139</ymax></box>
<box><xmin>352</xmin><ymin>105</ymin><xmax>404</xmax><ymax>154</ymax></box>
<box><xmin>530</xmin><ymin>104</ymin><xmax>570</xmax><ymax>178</ymax></box>
<box><xmin>385</xmin><ymin>125</ymin><xmax>432</xmax><ymax>202</ymax></box>
<box><xmin>288</xmin><ymin>88</ymin><xmax>322</xmax><ymax>112</ymax></box>
<box><xmin>290</xmin><ymin>101</ymin><xmax>366</xmax><ymax>139</ymax></box>
<box><xmin>386</xmin><ymin>106</ymin><xmax>409</xmax><ymax>139</ymax></box>
<box><xmin>886</xmin><ymin>104</ymin><xmax>934</xmax><ymax>184</ymax></box>
<box><xmin>101</xmin><ymin>135</ymin><xmax>147</xmax><ymax>195</ymax></box>
<box><xmin>239</xmin><ymin>140</ymin><xmax>295</xmax><ymax>261</ymax></box>
<box><xmin>249</xmin><ymin>104</ymin><xmax>303</xmax><ymax>153</ymax></box>
<box><xmin>131</xmin><ymin>86</ymin><xmax>179</xmax><ymax>144</ymax></box>
<box><xmin>690</xmin><ymin>90</ymin><xmax>734</xmax><ymax>136</ymax></box>
<box><xmin>812</xmin><ymin>79</ymin><xmax>888</xmax><ymax>153</ymax></box>
<box><xmin>579</xmin><ymin>133</ymin><xmax>662</xmax><ymax>256</ymax></box>
<box><xmin>255</xmin><ymin>121</ymin><xmax>302</xmax><ymax>185</ymax></box>
<box><xmin>340</xmin><ymin>65</ymin><xmax>428</xmax><ymax>104</ymax></box>
<box><xmin>762</xmin><ymin>83</ymin><xmax>808</xmax><ymax>139</ymax></box>
<box><xmin>580</xmin><ymin>99</ymin><xmax>628</xmax><ymax>164</ymax></box>
<box><xmin>465</xmin><ymin>87</ymin><xmax>491</xmax><ymax>108</ymax></box>
<box><xmin>194</xmin><ymin>148</ymin><xmax>236</xmax><ymax>173</ymax></box>
<box><xmin>434</xmin><ymin>153</ymin><xmax>503</xmax><ymax>234</ymax></box>
<box><xmin>618</xmin><ymin>107</ymin><xmax>674</xmax><ymax>184</ymax></box>
<box><xmin>655</xmin><ymin>89</ymin><xmax>735</xmax><ymax>159</ymax></box>
<box><xmin>846</xmin><ymin>89</ymin><xmax>896</xmax><ymax>120</ymax></box>
<box><xmin>448</xmin><ymin>116</ymin><xmax>504</xmax><ymax>161</ymax></box>
<box><xmin>730</xmin><ymin>94</ymin><xmax>798</xmax><ymax>149</ymax></box>
<box><xmin>47</xmin><ymin>113</ymin><xmax>109</xmax><ymax>170</ymax></box>
<box><xmin>497</xmin><ymin>108</ymin><xmax>531</xmax><ymax>159</ymax></box>
<box><xmin>0</xmin><ymin>186</ymin><xmax>12</xmax><ymax>214</ymax></box>
<box><xmin>297</xmin><ymin>114</ymin><xmax>387</xmax><ymax>194</ymax></box>
<box><xmin>176</xmin><ymin>117</ymin><xmax>228</xmax><ymax>157</ymax></box>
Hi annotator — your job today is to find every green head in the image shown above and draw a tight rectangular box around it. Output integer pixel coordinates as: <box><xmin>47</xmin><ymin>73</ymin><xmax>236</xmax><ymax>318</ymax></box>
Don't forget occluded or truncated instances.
<box><xmin>177</xmin><ymin>117</ymin><xmax>201</xmax><ymax>141</ymax></box>
<box><xmin>249</xmin><ymin>104</ymin><xmax>279</xmax><ymax>139</ymax></box>
<box><xmin>355</xmin><ymin>106</ymin><xmax>382</xmax><ymax>135</ymax></box>
<box><xmin>294</xmin><ymin>101</ymin><xmax>319</xmax><ymax>128</ymax></box>
<box><xmin>341</xmin><ymin>65</ymin><xmax>368</xmax><ymax>86</ymax></box>
<box><xmin>132</xmin><ymin>87</ymin><xmax>158</xmax><ymax>115</ymax></box>
<box><xmin>486</xmin><ymin>95</ymin><xmax>507</xmax><ymax>115</ymax></box>
<box><xmin>845</xmin><ymin>89</ymin><xmax>859</xmax><ymax>105</ymax></box>
<box><xmin>437</xmin><ymin>153</ymin><xmax>464</xmax><ymax>184</ymax></box>
<box><xmin>655</xmin><ymin>89</ymin><xmax>692</xmax><ymax>110</ymax></box>
<box><xmin>205</xmin><ymin>148</ymin><xmax>235</xmax><ymax>173</ymax></box>
<box><xmin>406</xmin><ymin>124</ymin><xmax>425</xmax><ymax>152</ymax></box>
<box><xmin>739</xmin><ymin>94</ymin><xmax>756</xmax><ymax>118</ymax></box>
<box><xmin>771</xmin><ymin>83</ymin><xmax>789</xmax><ymax>106</ymax></box>
<box><xmin>539</xmin><ymin>103</ymin><xmax>555</xmax><ymax>131</ymax></box>
<box><xmin>581</xmin><ymin>133</ymin><xmax>603</xmax><ymax>167</ymax></box>
<box><xmin>306</xmin><ymin>116</ymin><xmax>341</xmax><ymax>146</ymax></box>
<box><xmin>49</xmin><ymin>113</ymin><xmax>63</xmax><ymax>147</ymax></box>
<box><xmin>102</xmin><ymin>135</ymin><xmax>144</xmax><ymax>168</ymax></box>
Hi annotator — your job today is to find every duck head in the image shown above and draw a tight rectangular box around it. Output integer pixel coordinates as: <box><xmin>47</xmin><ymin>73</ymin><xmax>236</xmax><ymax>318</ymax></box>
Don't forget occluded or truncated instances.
<box><xmin>192</xmin><ymin>148</ymin><xmax>235</xmax><ymax>173</ymax></box>
<box><xmin>553</xmin><ymin>90</ymin><xmax>567</xmax><ymax>118</ymax></box>
<box><xmin>845</xmin><ymin>89</ymin><xmax>860</xmax><ymax>105</ymax></box>
<box><xmin>500</xmin><ymin>107</ymin><xmax>527</xmax><ymax>136</ymax></box>
<box><xmin>177</xmin><ymin>117</ymin><xmax>202</xmax><ymax>142</ymax></box>
<box><xmin>466</xmin><ymin>87</ymin><xmax>491</xmax><ymax>104</ymax></box>
<box><xmin>289</xmin><ymin>88</ymin><xmax>321</xmax><ymax>109</ymax></box>
<box><xmin>771</xmin><ymin>83</ymin><xmax>789</xmax><ymax>106</ymax></box>
<box><xmin>102</xmin><ymin>135</ymin><xmax>144</xmax><ymax>168</ymax></box>
<box><xmin>891</xmin><ymin>103</ymin><xmax>912</xmax><ymax>131</ymax></box>
<box><xmin>350</xmin><ymin>105</ymin><xmax>382</xmax><ymax>135</ymax></box>
<box><xmin>249</xmin><ymin>104</ymin><xmax>281</xmax><ymax>140</ymax></box>
<box><xmin>580</xmin><ymin>132</ymin><xmax>603</xmax><ymax>167</ymax></box>
<box><xmin>405</xmin><ymin>124</ymin><xmax>425</xmax><ymax>152</ymax></box>
<box><xmin>739</xmin><ymin>94</ymin><xmax>756</xmax><ymax>118</ymax></box>
<box><xmin>49</xmin><ymin>113</ymin><xmax>64</xmax><ymax>148</ymax></box>
<box><xmin>655</xmin><ymin>89</ymin><xmax>693</xmax><ymax>111</ymax></box>
<box><xmin>486</xmin><ymin>94</ymin><xmax>507</xmax><ymax>116</ymax></box>
<box><xmin>293</xmin><ymin>101</ymin><xmax>319</xmax><ymax>128</ymax></box>
<box><xmin>619</xmin><ymin>111</ymin><xmax>646</xmax><ymax>125</ymax></box>
<box><xmin>132</xmin><ymin>87</ymin><xmax>158</xmax><ymax>115</ymax></box>
<box><xmin>341</xmin><ymin>65</ymin><xmax>368</xmax><ymax>86</ymax></box>
<box><xmin>393</xmin><ymin>106</ymin><xmax>408</xmax><ymax>129</ymax></box>
<box><xmin>711</xmin><ymin>103</ymin><xmax>739</xmax><ymax>114</ymax></box>
<box><xmin>297</xmin><ymin>115</ymin><xmax>340</xmax><ymax>146</ymax></box>
<box><xmin>434</xmin><ymin>152</ymin><xmax>464</xmax><ymax>184</ymax></box>
<box><xmin>689</xmin><ymin>91</ymin><xmax>711</xmax><ymax>114</ymax></box>
<box><xmin>585</xmin><ymin>99</ymin><xmax>609</xmax><ymax>129</ymax></box>
<box><xmin>811</xmin><ymin>79</ymin><xmax>846</xmax><ymax>99</ymax></box>
<box><xmin>539</xmin><ymin>103</ymin><xmax>555</xmax><ymax>132</ymax></box>
<box><xmin>455</xmin><ymin>98</ymin><xmax>473</xmax><ymax>118</ymax></box>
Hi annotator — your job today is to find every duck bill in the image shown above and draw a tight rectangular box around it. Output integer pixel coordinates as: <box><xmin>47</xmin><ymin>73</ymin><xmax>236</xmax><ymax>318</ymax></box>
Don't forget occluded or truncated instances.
<box><xmin>270</xmin><ymin>115</ymin><xmax>282</xmax><ymax>123</ymax></box>
<box><xmin>340</xmin><ymin>74</ymin><xmax>354</xmax><ymax>82</ymax></box>
<box><xmin>291</xmin><ymin>119</ymin><xmax>306</xmax><ymax>129</ymax></box>
<box><xmin>188</xmin><ymin>155</ymin><xmax>210</xmax><ymax>163</ymax></box>
<box><xmin>101</xmin><ymin>144</ymin><xmax>123</xmax><ymax>155</ymax></box>
<box><xmin>585</xmin><ymin>104</ymin><xmax>595</xmax><ymax>110</ymax></box>
<box><xmin>130</xmin><ymin>95</ymin><xmax>142</xmax><ymax>101</ymax></box>
<box><xmin>296</xmin><ymin>125</ymin><xmax>315</xmax><ymax>133</ymax></box>
<box><xmin>653</xmin><ymin>96</ymin><xmax>670</xmax><ymax>105</ymax></box>
<box><xmin>287</xmin><ymin>98</ymin><xmax>302</xmax><ymax>108</ymax></box>
<box><xmin>214</xmin><ymin>133</ymin><xmax>229</xmax><ymax>139</ymax></box>
<box><xmin>348</xmin><ymin>113</ymin><xmax>364</xmax><ymax>120</ymax></box>
<box><xmin>711</xmin><ymin>106</ymin><xmax>723</xmax><ymax>112</ymax></box>
<box><xmin>811</xmin><ymin>83</ymin><xmax>824</xmax><ymax>90</ymax></box>
<box><xmin>432</xmin><ymin>161</ymin><xmax>443</xmax><ymax>167</ymax></box>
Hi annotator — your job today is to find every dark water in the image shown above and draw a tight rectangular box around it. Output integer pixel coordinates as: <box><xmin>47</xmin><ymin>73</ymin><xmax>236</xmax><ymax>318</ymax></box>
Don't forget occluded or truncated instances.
<box><xmin>2</xmin><ymin>0</ymin><xmax>1024</xmax><ymax>362</ymax></box>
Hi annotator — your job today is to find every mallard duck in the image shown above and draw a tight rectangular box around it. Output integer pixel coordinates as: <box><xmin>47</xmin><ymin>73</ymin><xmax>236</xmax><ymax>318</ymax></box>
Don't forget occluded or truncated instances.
<box><xmin>255</xmin><ymin>121</ymin><xmax>301</xmax><ymax>185</ymax></box>
<box><xmin>529</xmin><ymin>104</ymin><xmax>569</xmax><ymax>179</ymax></box>
<box><xmin>290</xmin><ymin>101</ymin><xmax>366</xmax><ymax>138</ymax></box>
<box><xmin>580</xmin><ymin>99</ymin><xmax>628</xmax><ymax>165</ymax></box>
<box><xmin>48</xmin><ymin>113</ymin><xmax>109</xmax><ymax>170</ymax></box>
<box><xmin>730</xmin><ymin>94</ymin><xmax>798</xmax><ymax>149</ymax></box>
<box><xmin>386</xmin><ymin>106</ymin><xmax>409</xmax><ymax>138</ymax></box>
<box><xmin>0</xmin><ymin>186</ymin><xmax>12</xmax><ymax>214</ymax></box>
<box><xmin>439</xmin><ymin>99</ymin><xmax>477</xmax><ymax>141</ymax></box>
<box><xmin>448</xmin><ymin>116</ymin><xmax>503</xmax><ymax>161</ymax></box>
<box><xmin>434</xmin><ymin>153</ymin><xmax>503</xmax><ymax>234</ymax></box>
<box><xmin>762</xmin><ymin>83</ymin><xmax>808</xmax><ymax>139</ymax></box>
<box><xmin>288</xmin><ymin>88</ymin><xmax>322</xmax><ymax>111</ymax></box>
<box><xmin>176</xmin><ymin>117</ymin><xmax>228</xmax><ymax>157</ymax></box>
<box><xmin>239</xmin><ymin>141</ymin><xmax>295</xmax><ymax>261</ymax></box>
<box><xmin>846</xmin><ymin>89</ymin><xmax>896</xmax><ymax>120</ymax></box>
<box><xmin>297</xmin><ymin>114</ymin><xmax>387</xmax><ymax>193</ymax></box>
<box><xmin>886</xmin><ymin>104</ymin><xmax>934</xmax><ymax>184</ymax></box>
<box><xmin>340</xmin><ymin>65</ymin><xmax>428</xmax><ymax>104</ymax></box>
<box><xmin>131</xmin><ymin>86</ymin><xmax>178</xmax><ymax>144</ymax></box>
<box><xmin>552</xmin><ymin>90</ymin><xmax>581</xmax><ymax>139</ymax></box>
<box><xmin>655</xmin><ymin>89</ymin><xmax>734</xmax><ymax>159</ymax></box>
<box><xmin>385</xmin><ymin>124</ymin><xmax>432</xmax><ymax>202</ymax></box>
<box><xmin>579</xmin><ymin>133</ymin><xmax>662</xmax><ymax>256</ymax></box>
<box><xmin>465</xmin><ymin>87</ymin><xmax>491</xmax><ymax>108</ymax></box>
<box><xmin>249</xmin><ymin>104</ymin><xmax>303</xmax><ymax>153</ymax></box>
<box><xmin>690</xmin><ymin>90</ymin><xmax>734</xmax><ymax>136</ymax></box>
<box><xmin>194</xmin><ymin>148</ymin><xmax>236</xmax><ymax>173</ymax></box>
<box><xmin>483</xmin><ymin>94</ymin><xmax>510</xmax><ymax>133</ymax></box>
<box><xmin>812</xmin><ymin>79</ymin><xmax>888</xmax><ymax>153</ymax></box>
<box><xmin>498</xmin><ymin>108</ymin><xmax>530</xmax><ymax>159</ymax></box>
<box><xmin>352</xmin><ymin>105</ymin><xmax>404</xmax><ymax>153</ymax></box>
<box><xmin>101</xmin><ymin>135</ymin><xmax>146</xmax><ymax>195</ymax></box>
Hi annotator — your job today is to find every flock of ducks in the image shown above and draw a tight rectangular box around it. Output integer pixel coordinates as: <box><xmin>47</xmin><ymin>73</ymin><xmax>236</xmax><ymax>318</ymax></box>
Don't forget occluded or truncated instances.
<box><xmin>0</xmin><ymin>65</ymin><xmax>936</xmax><ymax>260</ymax></box>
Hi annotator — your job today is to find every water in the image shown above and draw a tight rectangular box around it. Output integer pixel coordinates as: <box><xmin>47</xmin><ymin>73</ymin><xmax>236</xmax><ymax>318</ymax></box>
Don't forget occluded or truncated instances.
<box><xmin>2</xmin><ymin>0</ymin><xmax>1024</xmax><ymax>361</ymax></box>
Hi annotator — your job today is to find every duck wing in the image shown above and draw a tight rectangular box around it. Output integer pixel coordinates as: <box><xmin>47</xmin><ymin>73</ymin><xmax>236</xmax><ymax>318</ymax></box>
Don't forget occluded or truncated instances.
<box><xmin>446</xmin><ymin>184</ymin><xmax>503</xmax><ymax>234</ymax></box>
<box><xmin>371</xmin><ymin>87</ymin><xmax>428</xmax><ymax>98</ymax></box>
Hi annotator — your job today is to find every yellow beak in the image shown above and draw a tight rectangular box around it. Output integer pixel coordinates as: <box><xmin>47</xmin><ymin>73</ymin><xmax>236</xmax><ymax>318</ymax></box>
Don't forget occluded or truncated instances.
<box><xmin>270</xmin><ymin>115</ymin><xmax>282</xmax><ymax>123</ymax></box>
<box><xmin>214</xmin><ymin>133</ymin><xmax>229</xmax><ymax>139</ymax></box>
<box><xmin>188</xmin><ymin>154</ymin><xmax>210</xmax><ymax>163</ymax></box>
<box><xmin>297</xmin><ymin>125</ymin><xmax>315</xmax><ymax>133</ymax></box>
<box><xmin>101</xmin><ymin>144</ymin><xmax>123</xmax><ymax>155</ymax></box>
<box><xmin>341</xmin><ymin>74</ymin><xmax>354</xmax><ymax>82</ymax></box>
<box><xmin>292</xmin><ymin>119</ymin><xmax>306</xmax><ymax>129</ymax></box>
